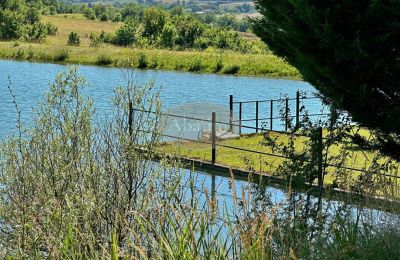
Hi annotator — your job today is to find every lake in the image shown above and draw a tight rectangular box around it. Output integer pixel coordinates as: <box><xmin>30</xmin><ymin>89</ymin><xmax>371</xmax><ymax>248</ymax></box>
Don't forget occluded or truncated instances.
<box><xmin>0</xmin><ymin>59</ymin><xmax>394</xmax><ymax>225</ymax></box>
<box><xmin>0</xmin><ymin>59</ymin><xmax>324</xmax><ymax>139</ymax></box>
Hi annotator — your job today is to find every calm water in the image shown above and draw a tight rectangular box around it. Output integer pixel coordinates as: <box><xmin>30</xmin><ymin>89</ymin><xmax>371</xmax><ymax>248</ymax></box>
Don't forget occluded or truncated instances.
<box><xmin>0</xmin><ymin>59</ymin><xmax>324</xmax><ymax>138</ymax></box>
<box><xmin>0</xmin><ymin>59</ymin><xmax>394</xmax><ymax>223</ymax></box>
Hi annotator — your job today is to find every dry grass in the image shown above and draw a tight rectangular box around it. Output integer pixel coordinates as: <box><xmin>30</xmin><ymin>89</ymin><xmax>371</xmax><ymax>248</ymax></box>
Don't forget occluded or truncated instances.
<box><xmin>42</xmin><ymin>14</ymin><xmax>122</xmax><ymax>46</ymax></box>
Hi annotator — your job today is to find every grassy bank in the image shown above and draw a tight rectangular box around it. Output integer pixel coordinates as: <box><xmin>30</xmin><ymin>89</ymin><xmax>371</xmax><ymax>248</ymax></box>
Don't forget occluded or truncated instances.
<box><xmin>0</xmin><ymin>14</ymin><xmax>301</xmax><ymax>79</ymax></box>
<box><xmin>159</xmin><ymin>132</ymin><xmax>400</xmax><ymax>196</ymax></box>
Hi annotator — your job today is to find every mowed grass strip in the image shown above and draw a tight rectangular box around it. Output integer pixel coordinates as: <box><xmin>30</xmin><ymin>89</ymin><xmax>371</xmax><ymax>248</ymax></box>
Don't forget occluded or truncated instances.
<box><xmin>0</xmin><ymin>14</ymin><xmax>301</xmax><ymax>79</ymax></box>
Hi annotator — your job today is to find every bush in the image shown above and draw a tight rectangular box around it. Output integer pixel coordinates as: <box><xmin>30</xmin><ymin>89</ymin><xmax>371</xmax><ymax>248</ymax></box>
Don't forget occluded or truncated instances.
<box><xmin>53</xmin><ymin>49</ymin><xmax>69</xmax><ymax>62</ymax></box>
<box><xmin>188</xmin><ymin>57</ymin><xmax>202</xmax><ymax>72</ymax></box>
<box><xmin>137</xmin><ymin>52</ymin><xmax>147</xmax><ymax>68</ymax></box>
<box><xmin>114</xmin><ymin>18</ymin><xmax>142</xmax><ymax>46</ymax></box>
<box><xmin>13</xmin><ymin>48</ymin><xmax>26</xmax><ymax>59</ymax></box>
<box><xmin>99</xmin><ymin>13</ymin><xmax>109</xmax><ymax>22</ymax></box>
<box><xmin>46</xmin><ymin>22</ymin><xmax>58</xmax><ymax>36</ymax></box>
<box><xmin>222</xmin><ymin>64</ymin><xmax>240</xmax><ymax>74</ymax></box>
<box><xmin>96</xmin><ymin>54</ymin><xmax>113</xmax><ymax>65</ymax></box>
<box><xmin>112</xmin><ymin>13</ymin><xmax>122</xmax><ymax>22</ymax></box>
<box><xmin>68</xmin><ymin>32</ymin><xmax>80</xmax><ymax>46</ymax></box>
<box><xmin>213</xmin><ymin>57</ymin><xmax>223</xmax><ymax>72</ymax></box>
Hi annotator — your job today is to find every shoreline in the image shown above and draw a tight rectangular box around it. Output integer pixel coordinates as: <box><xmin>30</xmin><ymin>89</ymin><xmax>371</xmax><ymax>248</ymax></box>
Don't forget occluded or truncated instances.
<box><xmin>0</xmin><ymin>41</ymin><xmax>302</xmax><ymax>80</ymax></box>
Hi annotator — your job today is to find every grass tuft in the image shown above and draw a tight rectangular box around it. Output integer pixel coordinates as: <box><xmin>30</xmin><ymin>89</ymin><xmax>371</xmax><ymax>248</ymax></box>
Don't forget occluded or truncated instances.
<box><xmin>95</xmin><ymin>54</ymin><xmax>113</xmax><ymax>66</ymax></box>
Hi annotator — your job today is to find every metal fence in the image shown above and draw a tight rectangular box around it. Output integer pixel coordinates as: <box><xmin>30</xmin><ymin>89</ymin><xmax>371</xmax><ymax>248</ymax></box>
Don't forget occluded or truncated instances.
<box><xmin>130</xmin><ymin>91</ymin><xmax>400</xmax><ymax>193</ymax></box>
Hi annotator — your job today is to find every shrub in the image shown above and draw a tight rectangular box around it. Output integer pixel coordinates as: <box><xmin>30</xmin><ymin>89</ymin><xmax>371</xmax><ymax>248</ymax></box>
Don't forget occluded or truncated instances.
<box><xmin>53</xmin><ymin>49</ymin><xmax>69</xmax><ymax>62</ymax></box>
<box><xmin>188</xmin><ymin>58</ymin><xmax>202</xmax><ymax>72</ymax></box>
<box><xmin>213</xmin><ymin>57</ymin><xmax>223</xmax><ymax>72</ymax></box>
<box><xmin>96</xmin><ymin>54</ymin><xmax>113</xmax><ymax>66</ymax></box>
<box><xmin>112</xmin><ymin>13</ymin><xmax>122</xmax><ymax>22</ymax></box>
<box><xmin>89</xmin><ymin>32</ymin><xmax>102</xmax><ymax>47</ymax></box>
<box><xmin>13</xmin><ymin>48</ymin><xmax>26</xmax><ymax>59</ymax></box>
<box><xmin>68</xmin><ymin>32</ymin><xmax>80</xmax><ymax>46</ymax></box>
<box><xmin>46</xmin><ymin>22</ymin><xmax>58</xmax><ymax>36</ymax></box>
<box><xmin>114</xmin><ymin>18</ymin><xmax>141</xmax><ymax>46</ymax></box>
<box><xmin>99</xmin><ymin>13</ymin><xmax>109</xmax><ymax>22</ymax></box>
<box><xmin>137</xmin><ymin>52</ymin><xmax>147</xmax><ymax>68</ymax></box>
<box><xmin>222</xmin><ymin>64</ymin><xmax>240</xmax><ymax>74</ymax></box>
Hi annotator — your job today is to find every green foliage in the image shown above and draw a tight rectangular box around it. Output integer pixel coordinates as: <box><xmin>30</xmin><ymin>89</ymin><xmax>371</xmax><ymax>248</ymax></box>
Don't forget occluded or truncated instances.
<box><xmin>222</xmin><ymin>64</ymin><xmax>240</xmax><ymax>74</ymax></box>
<box><xmin>24</xmin><ymin>22</ymin><xmax>49</xmax><ymax>41</ymax></box>
<box><xmin>73</xmin><ymin>4</ymin><xmax>267</xmax><ymax>53</ymax></box>
<box><xmin>253</xmin><ymin>1</ymin><xmax>400</xmax><ymax>160</ymax></box>
<box><xmin>83</xmin><ymin>7</ymin><xmax>96</xmax><ymax>20</ymax></box>
<box><xmin>99</xmin><ymin>12</ymin><xmax>109</xmax><ymax>22</ymax></box>
<box><xmin>173</xmin><ymin>14</ymin><xmax>204</xmax><ymax>48</ymax></box>
<box><xmin>188</xmin><ymin>57</ymin><xmax>203</xmax><ymax>72</ymax></box>
<box><xmin>0</xmin><ymin>0</ymin><xmax>53</xmax><ymax>41</ymax></box>
<box><xmin>45</xmin><ymin>22</ymin><xmax>58</xmax><ymax>36</ymax></box>
<box><xmin>111</xmin><ymin>12</ymin><xmax>122</xmax><ymax>23</ymax></box>
<box><xmin>142</xmin><ymin>7</ymin><xmax>167</xmax><ymax>42</ymax></box>
<box><xmin>159</xmin><ymin>22</ymin><xmax>177</xmax><ymax>48</ymax></box>
<box><xmin>67</xmin><ymin>31</ymin><xmax>80</xmax><ymax>46</ymax></box>
<box><xmin>53</xmin><ymin>48</ymin><xmax>69</xmax><ymax>62</ymax></box>
<box><xmin>114</xmin><ymin>18</ymin><xmax>142</xmax><ymax>46</ymax></box>
<box><xmin>95</xmin><ymin>53</ymin><xmax>113</xmax><ymax>65</ymax></box>
<box><xmin>137</xmin><ymin>52</ymin><xmax>147</xmax><ymax>68</ymax></box>
<box><xmin>90</xmin><ymin>31</ymin><xmax>114</xmax><ymax>46</ymax></box>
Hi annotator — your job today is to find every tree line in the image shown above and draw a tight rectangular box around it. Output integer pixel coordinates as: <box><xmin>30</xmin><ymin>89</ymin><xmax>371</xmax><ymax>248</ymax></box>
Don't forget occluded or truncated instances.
<box><xmin>80</xmin><ymin>5</ymin><xmax>265</xmax><ymax>53</ymax></box>
<box><xmin>0</xmin><ymin>0</ymin><xmax>58</xmax><ymax>41</ymax></box>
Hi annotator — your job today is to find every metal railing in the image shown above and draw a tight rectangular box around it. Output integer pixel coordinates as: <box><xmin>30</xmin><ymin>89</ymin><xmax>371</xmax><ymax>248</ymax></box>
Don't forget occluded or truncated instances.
<box><xmin>228</xmin><ymin>91</ymin><xmax>333</xmax><ymax>134</ymax></box>
<box><xmin>130</xmin><ymin>106</ymin><xmax>400</xmax><ymax>190</ymax></box>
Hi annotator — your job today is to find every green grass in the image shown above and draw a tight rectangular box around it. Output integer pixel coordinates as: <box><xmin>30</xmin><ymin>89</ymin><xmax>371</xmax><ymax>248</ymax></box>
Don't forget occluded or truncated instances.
<box><xmin>0</xmin><ymin>14</ymin><xmax>302</xmax><ymax>79</ymax></box>
<box><xmin>159</xmin><ymin>131</ymin><xmax>400</xmax><ymax>196</ymax></box>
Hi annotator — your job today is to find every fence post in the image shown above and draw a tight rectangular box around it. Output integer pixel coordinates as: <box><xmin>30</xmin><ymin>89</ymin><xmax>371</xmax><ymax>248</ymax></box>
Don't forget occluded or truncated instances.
<box><xmin>296</xmin><ymin>90</ymin><xmax>300</xmax><ymax>129</ymax></box>
<box><xmin>285</xmin><ymin>98</ymin><xmax>289</xmax><ymax>132</ymax></box>
<box><xmin>256</xmin><ymin>101</ymin><xmax>259</xmax><ymax>133</ymax></box>
<box><xmin>212</xmin><ymin>112</ymin><xmax>216</xmax><ymax>164</ymax></box>
<box><xmin>317</xmin><ymin>127</ymin><xmax>323</xmax><ymax>189</ymax></box>
<box><xmin>239</xmin><ymin>102</ymin><xmax>242</xmax><ymax>135</ymax></box>
<box><xmin>270</xmin><ymin>100</ymin><xmax>273</xmax><ymax>130</ymax></box>
<box><xmin>128</xmin><ymin>100</ymin><xmax>133</xmax><ymax>137</ymax></box>
<box><xmin>229</xmin><ymin>95</ymin><xmax>233</xmax><ymax>132</ymax></box>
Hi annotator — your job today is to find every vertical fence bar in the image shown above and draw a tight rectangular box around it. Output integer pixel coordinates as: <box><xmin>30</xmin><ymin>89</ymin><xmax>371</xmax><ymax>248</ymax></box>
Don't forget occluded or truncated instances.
<box><xmin>270</xmin><ymin>100</ymin><xmax>273</xmax><ymax>130</ymax></box>
<box><xmin>285</xmin><ymin>98</ymin><xmax>289</xmax><ymax>132</ymax></box>
<box><xmin>212</xmin><ymin>112</ymin><xmax>216</xmax><ymax>164</ymax></box>
<box><xmin>229</xmin><ymin>95</ymin><xmax>233</xmax><ymax>132</ymax></box>
<box><xmin>239</xmin><ymin>102</ymin><xmax>242</xmax><ymax>135</ymax></box>
<box><xmin>256</xmin><ymin>101</ymin><xmax>259</xmax><ymax>133</ymax></box>
<box><xmin>296</xmin><ymin>90</ymin><xmax>300</xmax><ymax>129</ymax></box>
<box><xmin>317</xmin><ymin>127</ymin><xmax>323</xmax><ymax>189</ymax></box>
<box><xmin>128</xmin><ymin>100</ymin><xmax>133</xmax><ymax>137</ymax></box>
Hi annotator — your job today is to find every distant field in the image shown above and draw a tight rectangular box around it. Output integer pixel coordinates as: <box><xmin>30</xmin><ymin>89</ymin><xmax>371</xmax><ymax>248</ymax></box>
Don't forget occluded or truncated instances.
<box><xmin>42</xmin><ymin>14</ymin><xmax>122</xmax><ymax>46</ymax></box>
<box><xmin>0</xmin><ymin>14</ymin><xmax>301</xmax><ymax>79</ymax></box>
<box><xmin>235</xmin><ymin>12</ymin><xmax>260</xmax><ymax>20</ymax></box>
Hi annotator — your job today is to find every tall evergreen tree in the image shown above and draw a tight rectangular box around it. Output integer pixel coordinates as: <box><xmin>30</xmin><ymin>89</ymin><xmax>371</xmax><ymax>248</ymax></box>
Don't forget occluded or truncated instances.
<box><xmin>253</xmin><ymin>1</ymin><xmax>400</xmax><ymax>159</ymax></box>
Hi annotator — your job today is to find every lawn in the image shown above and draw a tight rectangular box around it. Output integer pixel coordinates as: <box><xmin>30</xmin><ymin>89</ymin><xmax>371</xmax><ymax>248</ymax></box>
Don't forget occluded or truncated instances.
<box><xmin>0</xmin><ymin>14</ymin><xmax>301</xmax><ymax>79</ymax></box>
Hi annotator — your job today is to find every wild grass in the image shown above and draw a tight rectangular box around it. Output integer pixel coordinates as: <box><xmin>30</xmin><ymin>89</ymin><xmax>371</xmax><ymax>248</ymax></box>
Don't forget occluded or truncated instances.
<box><xmin>0</xmin><ymin>15</ymin><xmax>301</xmax><ymax>79</ymax></box>
<box><xmin>95</xmin><ymin>53</ymin><xmax>113</xmax><ymax>65</ymax></box>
